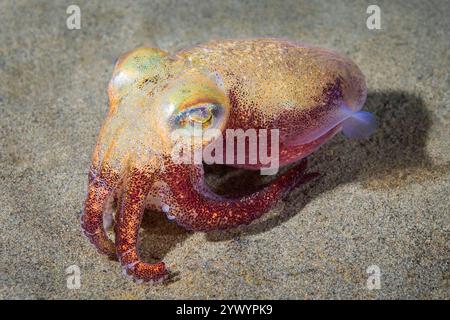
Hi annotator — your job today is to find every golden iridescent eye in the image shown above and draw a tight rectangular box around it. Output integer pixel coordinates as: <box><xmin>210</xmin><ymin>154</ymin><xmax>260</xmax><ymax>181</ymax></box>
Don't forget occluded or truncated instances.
<box><xmin>174</xmin><ymin>103</ymin><xmax>222</xmax><ymax>129</ymax></box>
<box><xmin>187</xmin><ymin>106</ymin><xmax>212</xmax><ymax>124</ymax></box>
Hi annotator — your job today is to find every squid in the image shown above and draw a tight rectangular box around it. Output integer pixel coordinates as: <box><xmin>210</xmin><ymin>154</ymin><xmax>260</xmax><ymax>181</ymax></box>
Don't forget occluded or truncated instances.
<box><xmin>81</xmin><ymin>38</ymin><xmax>376</xmax><ymax>283</ymax></box>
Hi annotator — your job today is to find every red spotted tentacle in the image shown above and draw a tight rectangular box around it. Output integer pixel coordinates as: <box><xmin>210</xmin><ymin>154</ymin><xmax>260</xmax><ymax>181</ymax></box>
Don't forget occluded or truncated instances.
<box><xmin>114</xmin><ymin>167</ymin><xmax>168</xmax><ymax>284</ymax></box>
<box><xmin>162</xmin><ymin>159</ymin><xmax>317</xmax><ymax>231</ymax></box>
<box><xmin>81</xmin><ymin>167</ymin><xmax>119</xmax><ymax>260</ymax></box>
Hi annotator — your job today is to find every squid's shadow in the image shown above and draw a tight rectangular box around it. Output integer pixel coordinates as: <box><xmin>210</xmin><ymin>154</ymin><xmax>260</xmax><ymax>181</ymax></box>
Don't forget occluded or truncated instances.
<box><xmin>139</xmin><ymin>90</ymin><xmax>447</xmax><ymax>263</ymax></box>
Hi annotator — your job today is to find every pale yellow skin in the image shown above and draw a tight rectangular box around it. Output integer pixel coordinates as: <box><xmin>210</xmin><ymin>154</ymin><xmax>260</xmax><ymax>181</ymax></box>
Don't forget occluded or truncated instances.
<box><xmin>82</xmin><ymin>39</ymin><xmax>368</xmax><ymax>284</ymax></box>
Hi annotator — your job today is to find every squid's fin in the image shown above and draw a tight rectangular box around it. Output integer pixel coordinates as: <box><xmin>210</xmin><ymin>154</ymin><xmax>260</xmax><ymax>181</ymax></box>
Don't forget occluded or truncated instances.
<box><xmin>342</xmin><ymin>111</ymin><xmax>377</xmax><ymax>139</ymax></box>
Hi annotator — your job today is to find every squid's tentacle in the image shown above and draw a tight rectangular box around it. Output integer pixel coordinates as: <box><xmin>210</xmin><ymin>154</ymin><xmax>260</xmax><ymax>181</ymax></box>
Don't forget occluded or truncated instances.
<box><xmin>163</xmin><ymin>159</ymin><xmax>317</xmax><ymax>231</ymax></box>
<box><xmin>115</xmin><ymin>167</ymin><xmax>168</xmax><ymax>284</ymax></box>
<box><xmin>81</xmin><ymin>168</ymin><xmax>119</xmax><ymax>260</ymax></box>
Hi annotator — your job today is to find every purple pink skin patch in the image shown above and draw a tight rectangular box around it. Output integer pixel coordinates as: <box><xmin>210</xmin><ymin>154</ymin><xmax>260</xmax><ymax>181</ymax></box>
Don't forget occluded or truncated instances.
<box><xmin>81</xmin><ymin>38</ymin><xmax>376</xmax><ymax>284</ymax></box>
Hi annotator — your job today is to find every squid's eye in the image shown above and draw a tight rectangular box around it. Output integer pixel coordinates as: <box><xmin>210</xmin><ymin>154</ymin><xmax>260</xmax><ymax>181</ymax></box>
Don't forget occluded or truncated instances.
<box><xmin>187</xmin><ymin>106</ymin><xmax>212</xmax><ymax>124</ymax></box>
<box><xmin>173</xmin><ymin>103</ymin><xmax>223</xmax><ymax>129</ymax></box>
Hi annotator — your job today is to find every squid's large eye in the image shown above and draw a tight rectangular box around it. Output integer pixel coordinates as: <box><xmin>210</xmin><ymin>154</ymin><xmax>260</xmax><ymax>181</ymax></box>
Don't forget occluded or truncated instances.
<box><xmin>187</xmin><ymin>106</ymin><xmax>212</xmax><ymax>124</ymax></box>
<box><xmin>172</xmin><ymin>103</ymin><xmax>224</xmax><ymax>130</ymax></box>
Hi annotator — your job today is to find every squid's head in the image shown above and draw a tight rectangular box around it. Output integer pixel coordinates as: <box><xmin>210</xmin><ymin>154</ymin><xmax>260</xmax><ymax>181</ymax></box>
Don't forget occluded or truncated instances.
<box><xmin>94</xmin><ymin>47</ymin><xmax>230</xmax><ymax>174</ymax></box>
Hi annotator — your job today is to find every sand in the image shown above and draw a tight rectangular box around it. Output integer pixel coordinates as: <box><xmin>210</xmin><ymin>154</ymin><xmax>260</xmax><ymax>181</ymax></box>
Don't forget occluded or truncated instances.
<box><xmin>0</xmin><ymin>0</ymin><xmax>448</xmax><ymax>299</ymax></box>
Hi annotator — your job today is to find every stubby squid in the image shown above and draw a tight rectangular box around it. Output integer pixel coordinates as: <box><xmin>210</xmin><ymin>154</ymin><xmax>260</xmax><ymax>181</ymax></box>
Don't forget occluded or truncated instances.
<box><xmin>81</xmin><ymin>38</ymin><xmax>376</xmax><ymax>283</ymax></box>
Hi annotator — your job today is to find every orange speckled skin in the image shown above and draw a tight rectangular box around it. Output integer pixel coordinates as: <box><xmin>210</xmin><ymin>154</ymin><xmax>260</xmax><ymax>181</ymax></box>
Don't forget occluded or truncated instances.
<box><xmin>81</xmin><ymin>39</ymin><xmax>367</xmax><ymax>283</ymax></box>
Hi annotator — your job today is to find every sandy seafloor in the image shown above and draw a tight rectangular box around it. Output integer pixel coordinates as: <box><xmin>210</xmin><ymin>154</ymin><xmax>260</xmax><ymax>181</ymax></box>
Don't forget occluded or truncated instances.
<box><xmin>0</xmin><ymin>0</ymin><xmax>449</xmax><ymax>299</ymax></box>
